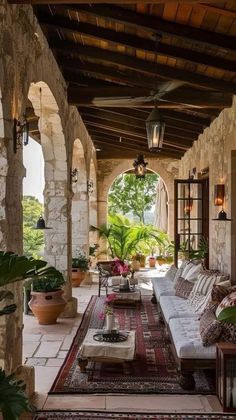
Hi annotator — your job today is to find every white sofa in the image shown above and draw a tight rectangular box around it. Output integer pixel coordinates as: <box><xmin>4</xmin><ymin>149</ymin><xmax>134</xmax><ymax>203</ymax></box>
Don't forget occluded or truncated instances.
<box><xmin>151</xmin><ymin>265</ymin><xmax>219</xmax><ymax>390</ymax></box>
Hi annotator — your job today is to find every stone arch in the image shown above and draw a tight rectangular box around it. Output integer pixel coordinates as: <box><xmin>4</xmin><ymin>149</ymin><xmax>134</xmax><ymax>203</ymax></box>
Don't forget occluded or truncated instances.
<box><xmin>89</xmin><ymin>158</ymin><xmax>98</xmax><ymax>249</ymax></box>
<box><xmin>97</xmin><ymin>159</ymin><xmax>177</xmax><ymax>238</ymax></box>
<box><xmin>28</xmin><ymin>81</ymin><xmax>69</xmax><ymax>273</ymax></box>
<box><xmin>71</xmin><ymin>138</ymin><xmax>89</xmax><ymax>256</ymax></box>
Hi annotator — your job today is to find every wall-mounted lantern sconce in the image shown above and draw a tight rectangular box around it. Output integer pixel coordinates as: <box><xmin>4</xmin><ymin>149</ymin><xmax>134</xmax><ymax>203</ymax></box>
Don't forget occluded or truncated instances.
<box><xmin>34</xmin><ymin>216</ymin><xmax>52</xmax><ymax>230</ymax></box>
<box><xmin>184</xmin><ymin>197</ymin><xmax>193</xmax><ymax>216</ymax></box>
<box><xmin>214</xmin><ymin>184</ymin><xmax>225</xmax><ymax>206</ymax></box>
<box><xmin>13</xmin><ymin>116</ymin><xmax>29</xmax><ymax>153</ymax></box>
<box><xmin>133</xmin><ymin>154</ymin><xmax>148</xmax><ymax>179</ymax></box>
<box><xmin>87</xmin><ymin>180</ymin><xmax>94</xmax><ymax>194</ymax></box>
<box><xmin>70</xmin><ymin>168</ymin><xmax>78</xmax><ymax>184</ymax></box>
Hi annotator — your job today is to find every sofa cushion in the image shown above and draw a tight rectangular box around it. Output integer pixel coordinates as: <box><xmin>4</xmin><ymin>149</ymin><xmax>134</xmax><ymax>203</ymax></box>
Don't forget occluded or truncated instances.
<box><xmin>216</xmin><ymin>291</ymin><xmax>236</xmax><ymax>318</ymax></box>
<box><xmin>169</xmin><ymin>317</ymin><xmax>216</xmax><ymax>359</ymax></box>
<box><xmin>199</xmin><ymin>309</ymin><xmax>222</xmax><ymax>346</ymax></box>
<box><xmin>173</xmin><ymin>260</ymin><xmax>189</xmax><ymax>286</ymax></box>
<box><xmin>160</xmin><ymin>295</ymin><xmax>197</xmax><ymax>323</ymax></box>
<box><xmin>220</xmin><ymin>322</ymin><xmax>236</xmax><ymax>343</ymax></box>
<box><xmin>174</xmin><ymin>277</ymin><xmax>194</xmax><ymax>299</ymax></box>
<box><xmin>182</xmin><ymin>261</ymin><xmax>203</xmax><ymax>282</ymax></box>
<box><xmin>152</xmin><ymin>278</ymin><xmax>175</xmax><ymax>300</ymax></box>
<box><xmin>165</xmin><ymin>264</ymin><xmax>178</xmax><ymax>282</ymax></box>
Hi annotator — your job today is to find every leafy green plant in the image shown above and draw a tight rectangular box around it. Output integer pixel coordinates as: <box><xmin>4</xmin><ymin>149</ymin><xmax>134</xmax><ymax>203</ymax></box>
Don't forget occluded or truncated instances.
<box><xmin>90</xmin><ymin>214</ymin><xmax>169</xmax><ymax>261</ymax></box>
<box><xmin>0</xmin><ymin>369</ymin><xmax>33</xmax><ymax>420</ymax></box>
<box><xmin>72</xmin><ymin>252</ymin><xmax>90</xmax><ymax>271</ymax></box>
<box><xmin>217</xmin><ymin>307</ymin><xmax>236</xmax><ymax>324</ymax></box>
<box><xmin>180</xmin><ymin>236</ymin><xmax>208</xmax><ymax>260</ymax></box>
<box><xmin>22</xmin><ymin>196</ymin><xmax>44</xmax><ymax>259</ymax></box>
<box><xmin>0</xmin><ymin>251</ymin><xmax>46</xmax><ymax>286</ymax></box>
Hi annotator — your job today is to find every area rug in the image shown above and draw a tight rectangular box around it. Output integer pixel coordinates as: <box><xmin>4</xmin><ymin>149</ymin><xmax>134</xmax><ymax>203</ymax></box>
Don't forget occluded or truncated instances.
<box><xmin>34</xmin><ymin>412</ymin><xmax>236</xmax><ymax>420</ymax></box>
<box><xmin>49</xmin><ymin>296</ymin><xmax>215</xmax><ymax>395</ymax></box>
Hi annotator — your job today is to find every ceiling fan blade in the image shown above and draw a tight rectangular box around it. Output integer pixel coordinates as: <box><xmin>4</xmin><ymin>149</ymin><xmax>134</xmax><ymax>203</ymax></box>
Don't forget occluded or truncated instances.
<box><xmin>153</xmin><ymin>81</ymin><xmax>184</xmax><ymax>101</ymax></box>
<box><xmin>92</xmin><ymin>96</ymin><xmax>154</xmax><ymax>107</ymax></box>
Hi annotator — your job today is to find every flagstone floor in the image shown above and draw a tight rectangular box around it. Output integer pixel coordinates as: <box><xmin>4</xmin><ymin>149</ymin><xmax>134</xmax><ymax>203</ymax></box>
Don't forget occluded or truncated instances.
<box><xmin>23</xmin><ymin>270</ymin><xmax>222</xmax><ymax>413</ymax></box>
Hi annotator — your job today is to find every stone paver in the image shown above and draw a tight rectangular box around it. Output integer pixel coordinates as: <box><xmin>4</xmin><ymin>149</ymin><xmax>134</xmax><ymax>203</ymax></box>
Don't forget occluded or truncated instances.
<box><xmin>57</xmin><ymin>350</ymin><xmax>68</xmax><ymax>359</ymax></box>
<box><xmin>23</xmin><ymin>341</ymin><xmax>40</xmax><ymax>358</ymax></box>
<box><xmin>23</xmin><ymin>334</ymin><xmax>42</xmax><ymax>342</ymax></box>
<box><xmin>46</xmin><ymin>358</ymin><xmax>64</xmax><ymax>367</ymax></box>
<box><xmin>61</xmin><ymin>334</ymin><xmax>75</xmax><ymax>350</ymax></box>
<box><xmin>41</xmin><ymin>334</ymin><xmax>66</xmax><ymax>341</ymax></box>
<box><xmin>25</xmin><ymin>358</ymin><xmax>47</xmax><ymax>366</ymax></box>
<box><xmin>34</xmin><ymin>341</ymin><xmax>62</xmax><ymax>358</ymax></box>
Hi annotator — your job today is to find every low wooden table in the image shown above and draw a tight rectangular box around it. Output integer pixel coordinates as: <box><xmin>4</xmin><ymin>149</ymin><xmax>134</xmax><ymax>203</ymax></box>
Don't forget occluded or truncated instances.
<box><xmin>77</xmin><ymin>328</ymin><xmax>136</xmax><ymax>372</ymax></box>
<box><xmin>112</xmin><ymin>287</ymin><xmax>141</xmax><ymax>306</ymax></box>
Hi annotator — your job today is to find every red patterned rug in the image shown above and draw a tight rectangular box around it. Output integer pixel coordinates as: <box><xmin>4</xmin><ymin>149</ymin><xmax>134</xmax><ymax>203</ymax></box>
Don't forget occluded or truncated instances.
<box><xmin>50</xmin><ymin>296</ymin><xmax>215</xmax><ymax>394</ymax></box>
<box><xmin>34</xmin><ymin>412</ymin><xmax>234</xmax><ymax>420</ymax></box>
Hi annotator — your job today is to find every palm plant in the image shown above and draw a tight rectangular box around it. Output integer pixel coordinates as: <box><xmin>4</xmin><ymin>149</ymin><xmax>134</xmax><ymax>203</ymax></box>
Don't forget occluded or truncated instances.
<box><xmin>90</xmin><ymin>214</ymin><xmax>169</xmax><ymax>261</ymax></box>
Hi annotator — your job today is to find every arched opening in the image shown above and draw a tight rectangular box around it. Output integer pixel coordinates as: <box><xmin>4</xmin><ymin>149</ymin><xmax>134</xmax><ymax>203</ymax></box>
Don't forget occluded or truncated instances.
<box><xmin>88</xmin><ymin>158</ymin><xmax>98</xmax><ymax>262</ymax></box>
<box><xmin>71</xmin><ymin>138</ymin><xmax>88</xmax><ymax>256</ymax></box>
<box><xmin>28</xmin><ymin>81</ymin><xmax>68</xmax><ymax>275</ymax></box>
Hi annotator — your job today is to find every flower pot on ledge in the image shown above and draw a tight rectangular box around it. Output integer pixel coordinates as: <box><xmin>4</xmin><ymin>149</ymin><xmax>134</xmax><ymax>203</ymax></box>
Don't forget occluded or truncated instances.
<box><xmin>149</xmin><ymin>256</ymin><xmax>156</xmax><ymax>268</ymax></box>
<box><xmin>72</xmin><ymin>268</ymin><xmax>87</xmax><ymax>287</ymax></box>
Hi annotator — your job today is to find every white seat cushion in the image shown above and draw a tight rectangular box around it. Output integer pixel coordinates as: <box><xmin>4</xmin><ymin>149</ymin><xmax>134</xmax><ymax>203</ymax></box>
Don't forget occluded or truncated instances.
<box><xmin>169</xmin><ymin>317</ymin><xmax>216</xmax><ymax>359</ymax></box>
<box><xmin>152</xmin><ymin>278</ymin><xmax>175</xmax><ymax>300</ymax></box>
<box><xmin>160</xmin><ymin>295</ymin><xmax>197</xmax><ymax>323</ymax></box>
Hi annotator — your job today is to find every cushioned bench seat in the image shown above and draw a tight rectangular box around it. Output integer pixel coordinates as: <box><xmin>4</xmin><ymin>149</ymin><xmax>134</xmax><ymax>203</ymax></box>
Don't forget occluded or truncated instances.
<box><xmin>152</xmin><ymin>278</ymin><xmax>175</xmax><ymax>300</ymax></box>
<box><xmin>160</xmin><ymin>295</ymin><xmax>198</xmax><ymax>323</ymax></box>
<box><xmin>169</xmin><ymin>317</ymin><xmax>216</xmax><ymax>359</ymax></box>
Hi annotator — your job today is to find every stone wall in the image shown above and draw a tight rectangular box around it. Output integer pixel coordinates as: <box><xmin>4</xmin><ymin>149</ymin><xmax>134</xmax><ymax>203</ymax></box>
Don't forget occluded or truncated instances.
<box><xmin>178</xmin><ymin>97</ymin><xmax>236</xmax><ymax>279</ymax></box>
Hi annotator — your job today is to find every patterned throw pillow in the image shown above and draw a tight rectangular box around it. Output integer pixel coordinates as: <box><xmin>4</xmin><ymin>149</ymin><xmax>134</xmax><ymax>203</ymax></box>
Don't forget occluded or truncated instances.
<box><xmin>188</xmin><ymin>270</ymin><xmax>230</xmax><ymax>310</ymax></box>
<box><xmin>220</xmin><ymin>322</ymin><xmax>236</xmax><ymax>343</ymax></box>
<box><xmin>174</xmin><ymin>277</ymin><xmax>194</xmax><ymax>299</ymax></box>
<box><xmin>204</xmin><ymin>283</ymin><xmax>231</xmax><ymax>313</ymax></box>
<box><xmin>199</xmin><ymin>309</ymin><xmax>222</xmax><ymax>346</ymax></box>
<box><xmin>181</xmin><ymin>260</ymin><xmax>203</xmax><ymax>282</ymax></box>
<box><xmin>216</xmin><ymin>291</ymin><xmax>236</xmax><ymax>318</ymax></box>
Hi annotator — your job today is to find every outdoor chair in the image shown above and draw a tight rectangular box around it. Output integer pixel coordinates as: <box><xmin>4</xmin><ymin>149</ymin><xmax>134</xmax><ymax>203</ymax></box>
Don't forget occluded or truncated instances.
<box><xmin>96</xmin><ymin>260</ymin><xmax>116</xmax><ymax>297</ymax></box>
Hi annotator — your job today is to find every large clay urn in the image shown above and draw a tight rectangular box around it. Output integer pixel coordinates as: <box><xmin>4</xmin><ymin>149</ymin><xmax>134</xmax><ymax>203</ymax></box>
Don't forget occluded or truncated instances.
<box><xmin>149</xmin><ymin>256</ymin><xmax>156</xmax><ymax>268</ymax></box>
<box><xmin>71</xmin><ymin>269</ymin><xmax>87</xmax><ymax>287</ymax></box>
<box><xmin>29</xmin><ymin>290</ymin><xmax>66</xmax><ymax>325</ymax></box>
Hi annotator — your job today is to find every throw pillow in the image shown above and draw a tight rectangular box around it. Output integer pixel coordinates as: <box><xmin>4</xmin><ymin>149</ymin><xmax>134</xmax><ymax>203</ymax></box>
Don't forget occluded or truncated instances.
<box><xmin>184</xmin><ymin>263</ymin><xmax>203</xmax><ymax>282</ymax></box>
<box><xmin>216</xmin><ymin>291</ymin><xmax>236</xmax><ymax>318</ymax></box>
<box><xmin>199</xmin><ymin>309</ymin><xmax>222</xmax><ymax>346</ymax></box>
<box><xmin>173</xmin><ymin>260</ymin><xmax>189</xmax><ymax>286</ymax></box>
<box><xmin>203</xmin><ymin>283</ymin><xmax>231</xmax><ymax>313</ymax></box>
<box><xmin>220</xmin><ymin>322</ymin><xmax>236</xmax><ymax>343</ymax></box>
<box><xmin>174</xmin><ymin>277</ymin><xmax>194</xmax><ymax>299</ymax></box>
<box><xmin>165</xmin><ymin>264</ymin><xmax>178</xmax><ymax>282</ymax></box>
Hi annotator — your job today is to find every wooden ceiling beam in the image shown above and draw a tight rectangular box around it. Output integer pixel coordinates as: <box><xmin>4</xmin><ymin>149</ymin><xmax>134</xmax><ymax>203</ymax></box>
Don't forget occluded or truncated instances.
<box><xmin>96</xmin><ymin>150</ymin><xmax>183</xmax><ymax>160</ymax></box>
<box><xmin>68</xmin><ymin>4</ymin><xmax>236</xmax><ymax>52</ymax></box>
<box><xmin>39</xmin><ymin>13</ymin><xmax>236</xmax><ymax>73</ymax></box>
<box><xmin>85</xmin><ymin>120</ymin><xmax>193</xmax><ymax>147</ymax></box>
<box><xmin>11</xmin><ymin>0</ymin><xmax>227</xmax><ymax>4</ymax></box>
<box><xmin>79</xmin><ymin>107</ymin><xmax>200</xmax><ymax>138</ymax></box>
<box><xmin>68</xmin><ymin>86</ymin><xmax>232</xmax><ymax>108</ymax></box>
<box><xmin>51</xmin><ymin>41</ymin><xmax>236</xmax><ymax>94</ymax></box>
<box><xmin>60</xmin><ymin>59</ymin><xmax>167</xmax><ymax>90</ymax></box>
<box><xmin>104</xmin><ymin>107</ymin><xmax>212</xmax><ymax>126</ymax></box>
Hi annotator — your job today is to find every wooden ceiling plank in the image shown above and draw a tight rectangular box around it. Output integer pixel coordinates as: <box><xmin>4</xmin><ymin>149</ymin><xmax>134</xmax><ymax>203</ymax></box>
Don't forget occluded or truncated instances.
<box><xmin>38</xmin><ymin>13</ymin><xmax>236</xmax><ymax>73</ymax></box>
<box><xmin>79</xmin><ymin>107</ymin><xmax>200</xmax><ymax>138</ymax></box>
<box><xmin>66</xmin><ymin>4</ymin><xmax>236</xmax><ymax>52</ymax></box>
<box><xmin>51</xmin><ymin>39</ymin><xmax>236</xmax><ymax>93</ymax></box>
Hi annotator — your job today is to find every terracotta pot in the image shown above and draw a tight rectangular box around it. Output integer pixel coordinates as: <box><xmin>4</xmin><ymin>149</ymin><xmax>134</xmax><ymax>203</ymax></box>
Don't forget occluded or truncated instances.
<box><xmin>156</xmin><ymin>257</ymin><xmax>167</xmax><ymax>266</ymax></box>
<box><xmin>71</xmin><ymin>269</ymin><xmax>87</xmax><ymax>287</ymax></box>
<box><xmin>139</xmin><ymin>255</ymin><xmax>146</xmax><ymax>268</ymax></box>
<box><xmin>131</xmin><ymin>260</ymin><xmax>141</xmax><ymax>271</ymax></box>
<box><xmin>149</xmin><ymin>256</ymin><xmax>156</xmax><ymax>268</ymax></box>
<box><xmin>29</xmin><ymin>290</ymin><xmax>66</xmax><ymax>325</ymax></box>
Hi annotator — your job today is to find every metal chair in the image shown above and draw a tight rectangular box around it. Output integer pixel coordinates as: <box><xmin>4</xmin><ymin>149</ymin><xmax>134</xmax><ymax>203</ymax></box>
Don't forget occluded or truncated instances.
<box><xmin>96</xmin><ymin>260</ymin><xmax>115</xmax><ymax>297</ymax></box>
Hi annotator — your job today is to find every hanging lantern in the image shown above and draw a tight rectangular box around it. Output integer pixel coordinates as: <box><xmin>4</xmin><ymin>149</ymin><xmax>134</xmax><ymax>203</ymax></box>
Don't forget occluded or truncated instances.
<box><xmin>146</xmin><ymin>107</ymin><xmax>165</xmax><ymax>152</ymax></box>
<box><xmin>34</xmin><ymin>216</ymin><xmax>52</xmax><ymax>230</ymax></box>
<box><xmin>214</xmin><ymin>184</ymin><xmax>225</xmax><ymax>206</ymax></box>
<box><xmin>133</xmin><ymin>154</ymin><xmax>148</xmax><ymax>179</ymax></box>
<box><xmin>184</xmin><ymin>197</ymin><xmax>193</xmax><ymax>216</ymax></box>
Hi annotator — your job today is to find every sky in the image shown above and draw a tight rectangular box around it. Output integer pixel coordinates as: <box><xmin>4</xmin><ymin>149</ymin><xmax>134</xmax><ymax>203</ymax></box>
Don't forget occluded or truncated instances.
<box><xmin>23</xmin><ymin>138</ymin><xmax>45</xmax><ymax>203</ymax></box>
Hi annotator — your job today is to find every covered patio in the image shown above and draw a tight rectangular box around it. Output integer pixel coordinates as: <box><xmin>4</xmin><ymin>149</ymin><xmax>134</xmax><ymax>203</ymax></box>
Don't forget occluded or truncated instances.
<box><xmin>0</xmin><ymin>0</ymin><xmax>236</xmax><ymax>418</ymax></box>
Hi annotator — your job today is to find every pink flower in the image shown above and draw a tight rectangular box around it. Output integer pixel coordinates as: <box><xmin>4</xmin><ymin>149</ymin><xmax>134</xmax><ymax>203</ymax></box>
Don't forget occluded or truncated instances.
<box><xmin>105</xmin><ymin>293</ymin><xmax>117</xmax><ymax>303</ymax></box>
<box><xmin>99</xmin><ymin>311</ymin><xmax>105</xmax><ymax>320</ymax></box>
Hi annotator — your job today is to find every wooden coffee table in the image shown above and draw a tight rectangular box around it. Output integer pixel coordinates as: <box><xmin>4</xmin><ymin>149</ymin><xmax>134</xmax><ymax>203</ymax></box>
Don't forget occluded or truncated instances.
<box><xmin>77</xmin><ymin>328</ymin><xmax>136</xmax><ymax>372</ymax></box>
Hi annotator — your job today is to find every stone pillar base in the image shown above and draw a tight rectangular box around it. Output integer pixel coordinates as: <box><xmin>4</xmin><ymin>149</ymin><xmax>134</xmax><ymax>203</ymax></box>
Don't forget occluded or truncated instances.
<box><xmin>61</xmin><ymin>296</ymin><xmax>78</xmax><ymax>318</ymax></box>
<box><xmin>15</xmin><ymin>365</ymin><xmax>35</xmax><ymax>397</ymax></box>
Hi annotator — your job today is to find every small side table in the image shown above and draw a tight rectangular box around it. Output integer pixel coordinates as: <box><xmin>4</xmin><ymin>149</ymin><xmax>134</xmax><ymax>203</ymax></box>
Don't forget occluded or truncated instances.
<box><xmin>216</xmin><ymin>342</ymin><xmax>236</xmax><ymax>412</ymax></box>
<box><xmin>112</xmin><ymin>287</ymin><xmax>141</xmax><ymax>306</ymax></box>
<box><xmin>77</xmin><ymin>328</ymin><xmax>136</xmax><ymax>372</ymax></box>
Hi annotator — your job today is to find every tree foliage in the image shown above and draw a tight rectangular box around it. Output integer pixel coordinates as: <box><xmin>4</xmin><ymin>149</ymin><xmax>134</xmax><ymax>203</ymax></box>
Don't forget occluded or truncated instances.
<box><xmin>108</xmin><ymin>173</ymin><xmax>159</xmax><ymax>223</ymax></box>
<box><xmin>22</xmin><ymin>196</ymin><xmax>44</xmax><ymax>258</ymax></box>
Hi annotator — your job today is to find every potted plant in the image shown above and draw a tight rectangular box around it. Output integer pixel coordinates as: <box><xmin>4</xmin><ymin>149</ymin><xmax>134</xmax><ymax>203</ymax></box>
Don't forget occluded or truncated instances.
<box><xmin>28</xmin><ymin>267</ymin><xmax>66</xmax><ymax>325</ymax></box>
<box><xmin>72</xmin><ymin>252</ymin><xmax>90</xmax><ymax>287</ymax></box>
<box><xmin>156</xmin><ymin>255</ymin><xmax>167</xmax><ymax>266</ymax></box>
